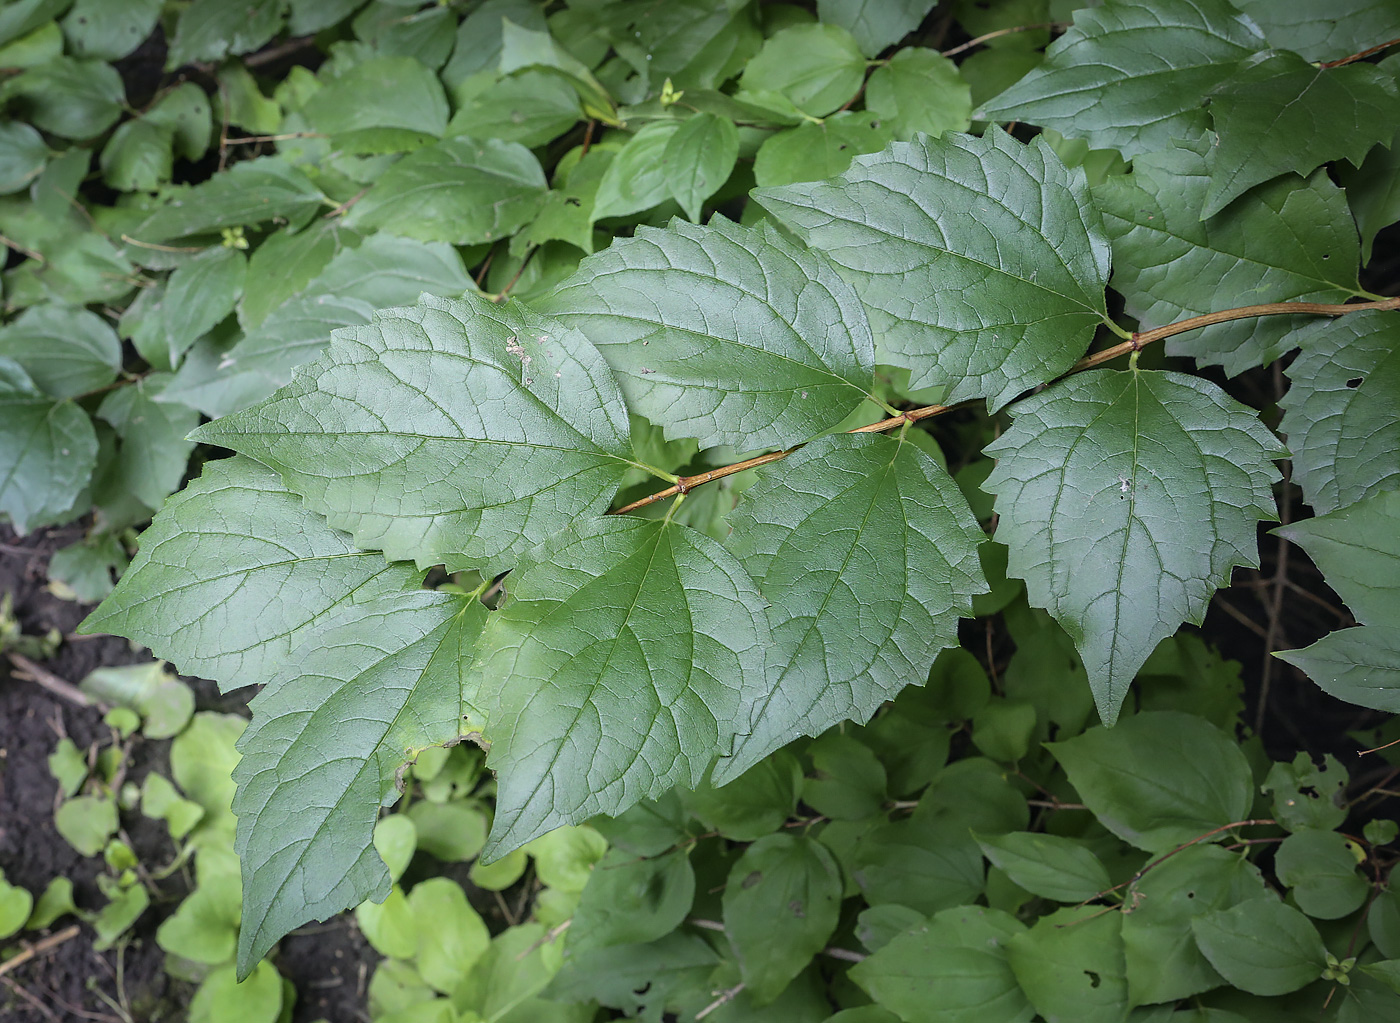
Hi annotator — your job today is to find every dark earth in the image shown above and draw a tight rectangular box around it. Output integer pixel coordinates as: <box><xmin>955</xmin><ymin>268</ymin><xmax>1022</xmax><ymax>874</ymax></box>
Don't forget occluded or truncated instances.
<box><xmin>4</xmin><ymin>14</ymin><xmax>1400</xmax><ymax>1023</ymax></box>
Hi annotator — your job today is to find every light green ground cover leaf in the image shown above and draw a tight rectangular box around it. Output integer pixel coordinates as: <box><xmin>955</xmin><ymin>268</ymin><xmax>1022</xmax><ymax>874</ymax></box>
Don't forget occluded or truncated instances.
<box><xmin>738</xmin><ymin>23</ymin><xmax>866</xmax><ymax>117</ymax></box>
<box><xmin>1276</xmin><ymin>490</ymin><xmax>1400</xmax><ymax>711</ymax></box>
<box><xmin>1202</xmin><ymin>50</ymin><xmax>1400</xmax><ymax>218</ymax></box>
<box><xmin>1121</xmin><ymin>844</ymin><xmax>1269</xmax><ymax>1005</ymax></box>
<box><xmin>865</xmin><ymin>47</ymin><xmax>971</xmax><ymax>138</ymax></box>
<box><xmin>591</xmin><ymin>121</ymin><xmax>682</xmax><ymax>221</ymax></box>
<box><xmin>95</xmin><ymin>373</ymin><xmax>198</xmax><ymax>510</ymax></box>
<box><xmin>1235</xmin><ymin>0</ymin><xmax>1400</xmax><ymax>65</ymax></box>
<box><xmin>1093</xmin><ymin>142</ymin><xmax>1364</xmax><ymax>375</ymax></box>
<box><xmin>0</xmin><ymin>56</ymin><xmax>126</xmax><ymax>139</ymax></box>
<box><xmin>0</xmin><ymin>302</ymin><xmax>122</xmax><ymax>398</ymax></box>
<box><xmin>568</xmin><ymin>848</ymin><xmax>695</xmax><ymax>953</ymax></box>
<box><xmin>850</xmin><ymin>905</ymin><xmax>1033</xmax><ymax>1023</ymax></box>
<box><xmin>974</xmin><ymin>831</ymin><xmax>1111</xmax><ymax>903</ymax></box>
<box><xmin>752</xmin><ymin>113</ymin><xmax>894</xmax><ymax>188</ymax></box>
<box><xmin>713</xmin><ymin>433</ymin><xmax>985</xmax><ymax>783</ymax></box>
<box><xmin>301</xmin><ymin>55</ymin><xmax>449</xmax><ymax>153</ymax></box>
<box><xmin>662</xmin><ymin>112</ymin><xmax>738</xmax><ymax>222</ymax></box>
<box><xmin>82</xmin><ymin>456</ymin><xmax>421</xmax><ymax>688</ymax></box>
<box><xmin>1006</xmin><ymin>906</ymin><xmax>1127</xmax><ymax>1023</ymax></box>
<box><xmin>756</xmin><ymin>129</ymin><xmax>1112</xmax><ymax>410</ymax></box>
<box><xmin>474</xmin><ymin>517</ymin><xmax>770</xmax><ymax>856</ymax></box>
<box><xmin>0</xmin><ymin>358</ymin><xmax>96</xmax><ymax>534</ymax></box>
<box><xmin>541</xmin><ymin>215</ymin><xmax>875</xmax><ymax>449</ymax></box>
<box><xmin>976</xmin><ymin>0</ymin><xmax>1265</xmax><ymax>158</ymax></box>
<box><xmin>164</xmin><ymin>233</ymin><xmax>470</xmax><ymax>416</ymax></box>
<box><xmin>818</xmin><ymin>0</ymin><xmax>936</xmax><ymax>57</ymax></box>
<box><xmin>1191</xmin><ymin>898</ymin><xmax>1328</xmax><ymax>996</ymax></box>
<box><xmin>1047</xmin><ymin>711</ymin><xmax>1254</xmax><ymax>853</ymax></box>
<box><xmin>348</xmin><ymin>136</ymin><xmax>547</xmax><ymax>244</ymax></box>
<box><xmin>983</xmin><ymin>369</ymin><xmax>1284</xmax><ymax>721</ymax></box>
<box><xmin>166</xmin><ymin>0</ymin><xmax>285</xmax><ymax>69</ymax></box>
<box><xmin>194</xmin><ymin>294</ymin><xmax>634</xmax><ymax>572</ymax></box>
<box><xmin>1278</xmin><ymin>311</ymin><xmax>1400</xmax><ymax>514</ymax></box>
<box><xmin>123</xmin><ymin>157</ymin><xmax>325</xmax><ymax>244</ymax></box>
<box><xmin>232</xmin><ymin>591</ymin><xmax>487</xmax><ymax>975</ymax></box>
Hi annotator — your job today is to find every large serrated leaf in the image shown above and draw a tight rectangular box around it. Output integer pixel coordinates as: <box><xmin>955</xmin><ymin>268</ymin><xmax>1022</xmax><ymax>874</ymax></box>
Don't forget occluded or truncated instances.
<box><xmin>712</xmin><ymin>433</ymin><xmax>986</xmax><ymax>784</ymax></box>
<box><xmin>0</xmin><ymin>357</ymin><xmax>97</xmax><ymax>534</ymax></box>
<box><xmin>1202</xmin><ymin>50</ymin><xmax>1400</xmax><ymax>219</ymax></box>
<box><xmin>348</xmin><ymin>136</ymin><xmax>547</xmax><ymax>245</ymax></box>
<box><xmin>540</xmin><ymin>215</ymin><xmax>875</xmax><ymax>449</ymax></box>
<box><xmin>1276</xmin><ymin>490</ymin><xmax>1400</xmax><ymax>712</ymax></box>
<box><xmin>1093</xmin><ymin>142</ymin><xmax>1363</xmax><ymax>375</ymax></box>
<box><xmin>81</xmin><ymin>456</ymin><xmax>421</xmax><ymax>687</ymax></box>
<box><xmin>164</xmin><ymin>233</ymin><xmax>472</xmax><ymax>417</ymax></box>
<box><xmin>193</xmin><ymin>294</ymin><xmax>635</xmax><ymax>572</ymax></box>
<box><xmin>983</xmin><ymin>369</ymin><xmax>1284</xmax><ymax>723</ymax></box>
<box><xmin>233</xmin><ymin>592</ymin><xmax>487</xmax><ymax>975</ymax></box>
<box><xmin>1278</xmin><ymin>311</ymin><xmax>1399</xmax><ymax>514</ymax></box>
<box><xmin>755</xmin><ymin>129</ymin><xmax>1112</xmax><ymax>410</ymax></box>
<box><xmin>1235</xmin><ymin>0</ymin><xmax>1400</xmax><ymax>62</ymax></box>
<box><xmin>474</xmin><ymin>517</ymin><xmax>770</xmax><ymax>857</ymax></box>
<box><xmin>976</xmin><ymin>0</ymin><xmax>1265</xmax><ymax>158</ymax></box>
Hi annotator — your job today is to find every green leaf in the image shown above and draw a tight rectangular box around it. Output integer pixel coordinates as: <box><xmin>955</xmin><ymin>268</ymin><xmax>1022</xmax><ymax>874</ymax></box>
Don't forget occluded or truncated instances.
<box><xmin>497</xmin><ymin>19</ymin><xmax>616</xmax><ymax>124</ymax></box>
<box><xmin>141</xmin><ymin>772</ymin><xmax>204</xmax><ymax>839</ymax></box>
<box><xmin>356</xmin><ymin>884</ymin><xmax>416</xmax><ymax>959</ymax></box>
<box><xmin>156</xmin><ymin>870</ymin><xmax>241</xmax><ymax>964</ymax></box>
<box><xmin>739</xmin><ymin>23</ymin><xmax>866</xmax><ymax>117</ymax></box>
<box><xmin>1234</xmin><ymin>0</ymin><xmax>1400</xmax><ymax>62</ymax></box>
<box><xmin>194</xmin><ymin>293</ymin><xmax>634</xmax><ymax>571</ymax></box>
<box><xmin>1006</xmin><ymin>906</ymin><xmax>1127</xmax><ymax>1023</ymax></box>
<box><xmin>1261</xmin><ymin>752</ymin><xmax>1348</xmax><ymax>833</ymax></box>
<box><xmin>100</xmin><ymin>118</ymin><xmax>173</xmax><ymax>192</ymax></box>
<box><xmin>0</xmin><ymin>0</ymin><xmax>69</xmax><ymax>48</ymax></box>
<box><xmin>722</xmin><ymin>833</ymin><xmax>842</xmax><ymax>1004</ymax></box>
<box><xmin>232</xmin><ymin>592</ymin><xmax>488</xmax><ymax>975</ymax></box>
<box><xmin>25</xmin><ymin>876</ymin><xmax>78</xmax><ymax>931</ymax></box>
<box><xmin>1276</xmin><ymin>489</ymin><xmax>1400</xmax><ymax>627</ymax></box>
<box><xmin>1339</xmin><ymin>56</ymin><xmax>1400</xmax><ymax>265</ymax></box>
<box><xmin>713</xmin><ymin>433</ymin><xmax>985</xmax><ymax>781</ymax></box>
<box><xmin>440</xmin><ymin>0</ymin><xmax>545</xmax><ymax>86</ymax></box>
<box><xmin>1121</xmin><ymin>844</ymin><xmax>1269</xmax><ymax>1005</ymax></box>
<box><xmin>162</xmin><ymin>246</ymin><xmax>246</xmax><ymax>366</ymax></box>
<box><xmin>446</xmin><ymin>69</ymin><xmax>582</xmax><ymax>149</ymax></box>
<box><xmin>409</xmin><ymin>878</ymin><xmax>491</xmax><ymax>993</ymax></box>
<box><xmin>802</xmin><ymin>732</ymin><xmax>888</xmax><ymax>821</ymax></box>
<box><xmin>474</xmin><ymin>517</ymin><xmax>770</xmax><ymax>855</ymax></box>
<box><xmin>301</xmin><ymin>55</ymin><xmax>449</xmax><ymax>153</ymax></box>
<box><xmin>238</xmin><ymin>219</ymin><xmax>360</xmax><ymax>330</ymax></box>
<box><xmin>81</xmin><ymin>456</ymin><xmax>422</xmax><ymax>689</ymax></box>
<box><xmin>1093</xmin><ymin>142</ymin><xmax>1363</xmax><ymax>376</ymax></box>
<box><xmin>852</xmin><ymin>814</ymin><xmax>988</xmax><ymax>917</ymax></box>
<box><xmin>1278</xmin><ymin>312</ymin><xmax>1400</xmax><ymax>514</ymax></box>
<box><xmin>591</xmin><ymin>121</ymin><xmax>682</xmax><ymax>221</ymax></box>
<box><xmin>850</xmin><ymin>905</ymin><xmax>1033</xmax><ymax>1023</ymax></box>
<box><xmin>546</xmin><ymin>932</ymin><xmax>720</xmax><ymax>1019</ymax></box>
<box><xmin>48</xmin><ymin>737</ymin><xmax>88</xmax><ymax>797</ymax></box>
<box><xmin>55</xmin><ymin>794</ymin><xmax>119</xmax><ymax>856</ymax></box>
<box><xmin>61</xmin><ymin>0</ymin><xmax>162</xmax><ymax>60</ymax></box>
<box><xmin>0</xmin><ymin>302</ymin><xmax>122</xmax><ymax>398</ymax></box>
<box><xmin>865</xmin><ymin>47</ymin><xmax>971</xmax><ymax>138</ymax></box>
<box><xmin>983</xmin><ymin>370</ymin><xmax>1284</xmax><ymax>721</ymax></box>
<box><xmin>817</xmin><ymin>0</ymin><xmax>937</xmax><ymax>57</ymax></box>
<box><xmin>166</xmin><ymin>0</ymin><xmax>286</xmax><ymax>69</ymax></box>
<box><xmin>171</xmin><ymin>711</ymin><xmax>244</xmax><ymax>838</ymax></box>
<box><xmin>681</xmin><ymin>750</ymin><xmax>801</xmax><ymax>841</ymax></box>
<box><xmin>1274</xmin><ymin>829</ymin><xmax>1368</xmax><ymax>919</ymax></box>
<box><xmin>0</xmin><ymin>358</ymin><xmax>97</xmax><ymax>534</ymax></box>
<box><xmin>756</xmin><ymin>129</ymin><xmax>1112</xmax><ymax>409</ymax></box>
<box><xmin>1202</xmin><ymin>50</ymin><xmax>1400</xmax><ymax>219</ymax></box>
<box><xmin>974</xmin><ymin>831</ymin><xmax>1111</xmax><ymax>903</ymax></box>
<box><xmin>663</xmin><ymin>112</ymin><xmax>739</xmax><ymax>222</ymax></box>
<box><xmin>92</xmin><ymin>884</ymin><xmax>150</xmax><ymax>952</ymax></box>
<box><xmin>1</xmin><ymin>56</ymin><xmax>125</xmax><ymax>139</ymax></box>
<box><xmin>93</xmin><ymin>373</ymin><xmax>196</xmax><ymax>512</ymax></box>
<box><xmin>348</xmin><ymin>135</ymin><xmax>548</xmax><ymax>244</ymax></box>
<box><xmin>1274</xmin><ymin>490</ymin><xmax>1400</xmax><ymax>710</ymax></box>
<box><xmin>5</xmin><ymin>880</ymin><xmax>39</xmax><ymax>937</ymax></box>
<box><xmin>976</xmin><ymin>0</ymin><xmax>1266</xmax><ymax>159</ymax></box>
<box><xmin>0</xmin><ymin>122</ymin><xmax>47</xmax><ymax>194</ymax></box>
<box><xmin>124</xmin><ymin>156</ymin><xmax>325</xmax><ymax>244</ymax></box>
<box><xmin>80</xmin><ymin>661</ymin><xmax>193</xmax><ymax>739</ymax></box>
<box><xmin>569</xmin><ymin>847</ymin><xmax>695</xmax><ymax>953</ymax></box>
<box><xmin>405</xmin><ymin>800</ymin><xmax>487</xmax><ymax>861</ymax></box>
<box><xmin>541</xmin><ymin>215</ymin><xmax>874</xmax><ymax>450</ymax></box>
<box><xmin>145</xmin><ymin>82</ymin><xmax>212</xmax><ymax>162</ymax></box>
<box><xmin>752</xmin><ymin>112</ymin><xmax>894</xmax><ymax>188</ymax></box>
<box><xmin>167</xmin><ymin>233</ymin><xmax>469</xmax><ymax>417</ymax></box>
<box><xmin>1046</xmin><ymin>711</ymin><xmax>1254</xmax><ymax>853</ymax></box>
<box><xmin>1191</xmin><ymin>898</ymin><xmax>1328</xmax><ymax>996</ymax></box>
<box><xmin>189</xmin><ymin>961</ymin><xmax>283</xmax><ymax>1023</ymax></box>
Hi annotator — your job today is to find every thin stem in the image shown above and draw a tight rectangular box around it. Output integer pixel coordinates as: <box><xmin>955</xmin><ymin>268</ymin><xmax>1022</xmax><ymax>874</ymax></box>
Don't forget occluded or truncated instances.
<box><xmin>0</xmin><ymin>232</ymin><xmax>46</xmax><ymax>263</ymax></box>
<box><xmin>1080</xmin><ymin>819</ymin><xmax>1275</xmax><ymax>907</ymax></box>
<box><xmin>1320</xmin><ymin>36</ymin><xmax>1400</xmax><ymax>68</ymax></box>
<box><xmin>609</xmin><ymin>296</ymin><xmax>1400</xmax><ymax>516</ymax></box>
<box><xmin>942</xmin><ymin>22</ymin><xmax>1069</xmax><ymax>58</ymax></box>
